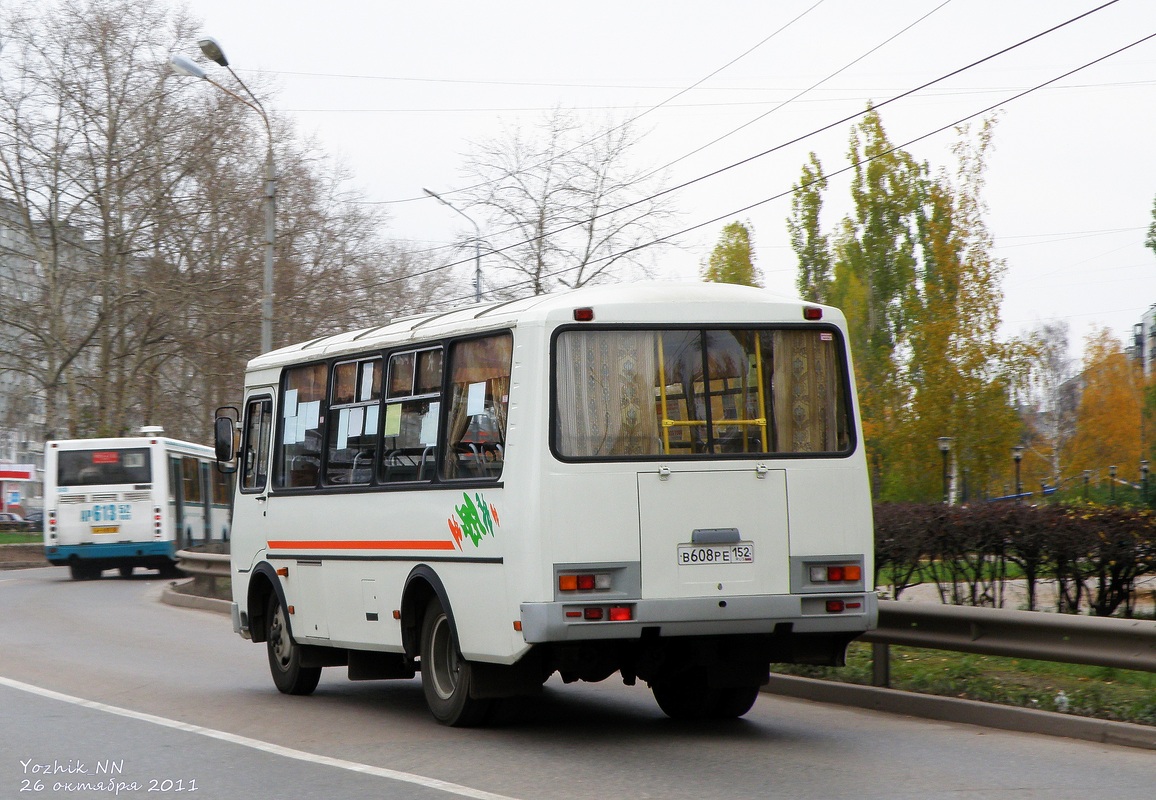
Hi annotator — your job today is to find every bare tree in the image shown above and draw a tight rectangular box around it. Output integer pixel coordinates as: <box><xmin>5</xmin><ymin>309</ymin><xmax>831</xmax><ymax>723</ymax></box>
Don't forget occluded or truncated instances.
<box><xmin>455</xmin><ymin>110</ymin><xmax>674</xmax><ymax>297</ymax></box>
<box><xmin>0</xmin><ymin>0</ymin><xmax>211</xmax><ymax>438</ymax></box>
<box><xmin>1023</xmin><ymin>321</ymin><xmax>1076</xmax><ymax>486</ymax></box>
<box><xmin>0</xmin><ymin>0</ymin><xmax>430</xmax><ymax>443</ymax></box>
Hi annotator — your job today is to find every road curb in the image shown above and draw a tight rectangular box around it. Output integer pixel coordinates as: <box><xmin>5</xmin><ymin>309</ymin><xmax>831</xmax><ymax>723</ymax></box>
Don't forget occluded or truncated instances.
<box><xmin>762</xmin><ymin>673</ymin><xmax>1156</xmax><ymax>751</ymax></box>
<box><xmin>160</xmin><ymin>580</ymin><xmax>232</xmax><ymax>615</ymax></box>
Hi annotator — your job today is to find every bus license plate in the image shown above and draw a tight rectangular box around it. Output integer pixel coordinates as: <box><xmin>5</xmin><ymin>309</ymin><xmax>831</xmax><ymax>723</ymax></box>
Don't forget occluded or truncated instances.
<box><xmin>677</xmin><ymin>542</ymin><xmax>754</xmax><ymax>565</ymax></box>
<box><xmin>91</xmin><ymin>525</ymin><xmax>119</xmax><ymax>535</ymax></box>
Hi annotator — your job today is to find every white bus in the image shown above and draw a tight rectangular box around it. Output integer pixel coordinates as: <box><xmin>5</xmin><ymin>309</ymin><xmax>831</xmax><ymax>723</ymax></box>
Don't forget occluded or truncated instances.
<box><xmin>44</xmin><ymin>432</ymin><xmax>232</xmax><ymax>580</ymax></box>
<box><xmin>216</xmin><ymin>282</ymin><xmax>876</xmax><ymax>725</ymax></box>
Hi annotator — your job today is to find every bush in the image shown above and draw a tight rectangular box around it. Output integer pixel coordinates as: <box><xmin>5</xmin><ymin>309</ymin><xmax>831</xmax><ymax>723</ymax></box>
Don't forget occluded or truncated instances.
<box><xmin>874</xmin><ymin>501</ymin><xmax>1156</xmax><ymax>616</ymax></box>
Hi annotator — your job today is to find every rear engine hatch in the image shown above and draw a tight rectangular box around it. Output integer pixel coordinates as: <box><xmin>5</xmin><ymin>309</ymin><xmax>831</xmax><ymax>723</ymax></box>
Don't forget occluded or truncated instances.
<box><xmin>638</xmin><ymin>467</ymin><xmax>788</xmax><ymax>599</ymax></box>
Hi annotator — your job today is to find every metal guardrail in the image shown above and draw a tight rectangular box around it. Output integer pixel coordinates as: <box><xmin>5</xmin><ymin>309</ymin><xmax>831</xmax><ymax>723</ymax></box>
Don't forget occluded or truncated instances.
<box><xmin>862</xmin><ymin>598</ymin><xmax>1156</xmax><ymax>686</ymax></box>
<box><xmin>175</xmin><ymin>548</ymin><xmax>230</xmax><ymax>577</ymax></box>
<box><xmin>174</xmin><ymin>548</ymin><xmax>231</xmax><ymax>600</ymax></box>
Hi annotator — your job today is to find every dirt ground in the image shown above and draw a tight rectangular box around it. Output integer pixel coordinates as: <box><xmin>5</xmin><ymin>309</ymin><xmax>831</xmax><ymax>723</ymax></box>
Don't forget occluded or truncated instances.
<box><xmin>0</xmin><ymin>543</ymin><xmax>48</xmax><ymax>569</ymax></box>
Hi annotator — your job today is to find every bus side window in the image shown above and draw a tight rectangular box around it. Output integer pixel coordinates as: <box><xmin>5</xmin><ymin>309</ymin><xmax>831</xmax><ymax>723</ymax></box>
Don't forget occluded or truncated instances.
<box><xmin>241</xmin><ymin>397</ymin><xmax>273</xmax><ymax>492</ymax></box>
<box><xmin>442</xmin><ymin>333</ymin><xmax>512</xmax><ymax>480</ymax></box>
<box><xmin>379</xmin><ymin>348</ymin><xmax>442</xmax><ymax>484</ymax></box>
<box><xmin>275</xmin><ymin>363</ymin><xmax>328</xmax><ymax>489</ymax></box>
<box><xmin>325</xmin><ymin>358</ymin><xmax>382</xmax><ymax>486</ymax></box>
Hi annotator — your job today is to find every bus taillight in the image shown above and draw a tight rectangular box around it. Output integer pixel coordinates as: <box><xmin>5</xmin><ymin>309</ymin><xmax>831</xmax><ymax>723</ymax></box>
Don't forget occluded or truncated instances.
<box><xmin>558</xmin><ymin>572</ymin><xmax>611</xmax><ymax>592</ymax></box>
<box><xmin>808</xmin><ymin>564</ymin><xmax>862</xmax><ymax>583</ymax></box>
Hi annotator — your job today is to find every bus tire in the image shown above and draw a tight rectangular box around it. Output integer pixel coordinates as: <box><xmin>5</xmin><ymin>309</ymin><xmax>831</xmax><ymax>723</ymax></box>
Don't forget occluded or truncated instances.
<box><xmin>266</xmin><ymin>594</ymin><xmax>321</xmax><ymax>696</ymax></box>
<box><xmin>419</xmin><ymin>597</ymin><xmax>492</xmax><ymax>727</ymax></box>
<box><xmin>69</xmin><ymin>562</ymin><xmax>101</xmax><ymax>581</ymax></box>
<box><xmin>651</xmin><ymin>680</ymin><xmax>760</xmax><ymax>720</ymax></box>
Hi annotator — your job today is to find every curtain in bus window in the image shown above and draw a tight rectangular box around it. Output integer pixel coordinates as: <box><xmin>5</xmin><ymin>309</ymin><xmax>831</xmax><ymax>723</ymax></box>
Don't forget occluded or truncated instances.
<box><xmin>555</xmin><ymin>330</ymin><xmax>661</xmax><ymax>457</ymax></box>
<box><xmin>770</xmin><ymin>330</ymin><xmax>842</xmax><ymax>452</ymax></box>
<box><xmin>443</xmin><ymin>334</ymin><xmax>513</xmax><ymax>479</ymax></box>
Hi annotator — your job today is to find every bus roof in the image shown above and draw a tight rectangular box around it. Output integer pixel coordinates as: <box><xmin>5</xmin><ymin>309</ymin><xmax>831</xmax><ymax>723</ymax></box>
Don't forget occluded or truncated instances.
<box><xmin>46</xmin><ymin>436</ymin><xmax>214</xmax><ymax>455</ymax></box>
<box><xmin>248</xmin><ymin>281</ymin><xmax>845</xmax><ymax>371</ymax></box>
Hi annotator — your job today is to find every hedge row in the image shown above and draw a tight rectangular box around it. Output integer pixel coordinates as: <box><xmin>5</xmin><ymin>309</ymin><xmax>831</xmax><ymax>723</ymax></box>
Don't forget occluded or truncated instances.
<box><xmin>873</xmin><ymin>502</ymin><xmax>1156</xmax><ymax>616</ymax></box>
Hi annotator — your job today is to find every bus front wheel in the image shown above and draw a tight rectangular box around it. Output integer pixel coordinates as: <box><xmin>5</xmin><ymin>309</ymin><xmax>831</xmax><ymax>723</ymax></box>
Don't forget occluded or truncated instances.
<box><xmin>266</xmin><ymin>595</ymin><xmax>321</xmax><ymax>696</ymax></box>
<box><xmin>419</xmin><ymin>598</ymin><xmax>492</xmax><ymax>726</ymax></box>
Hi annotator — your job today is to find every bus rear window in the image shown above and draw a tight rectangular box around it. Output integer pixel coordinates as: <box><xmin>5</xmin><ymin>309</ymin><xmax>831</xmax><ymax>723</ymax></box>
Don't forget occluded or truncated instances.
<box><xmin>553</xmin><ymin>327</ymin><xmax>851</xmax><ymax>459</ymax></box>
<box><xmin>57</xmin><ymin>448</ymin><xmax>152</xmax><ymax>486</ymax></box>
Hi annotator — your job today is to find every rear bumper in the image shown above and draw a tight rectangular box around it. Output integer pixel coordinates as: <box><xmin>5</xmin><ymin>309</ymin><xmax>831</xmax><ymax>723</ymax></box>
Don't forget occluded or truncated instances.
<box><xmin>519</xmin><ymin>591</ymin><xmax>877</xmax><ymax>643</ymax></box>
<box><xmin>45</xmin><ymin>541</ymin><xmax>175</xmax><ymax>565</ymax></box>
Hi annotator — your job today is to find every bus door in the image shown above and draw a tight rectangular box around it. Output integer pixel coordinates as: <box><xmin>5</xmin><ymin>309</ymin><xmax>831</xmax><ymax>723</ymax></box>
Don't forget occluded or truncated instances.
<box><xmin>199</xmin><ymin>462</ymin><xmax>213</xmax><ymax>540</ymax></box>
<box><xmin>179</xmin><ymin>456</ymin><xmax>207</xmax><ymax>545</ymax></box>
<box><xmin>235</xmin><ymin>393</ymin><xmax>274</xmax><ymax>551</ymax></box>
<box><xmin>168</xmin><ymin>456</ymin><xmax>185</xmax><ymax>548</ymax></box>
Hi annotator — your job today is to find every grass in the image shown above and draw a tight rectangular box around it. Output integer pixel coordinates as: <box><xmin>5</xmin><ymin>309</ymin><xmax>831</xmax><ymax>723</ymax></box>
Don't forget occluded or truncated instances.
<box><xmin>0</xmin><ymin>532</ymin><xmax>40</xmax><ymax>544</ymax></box>
<box><xmin>773</xmin><ymin>641</ymin><xmax>1156</xmax><ymax>726</ymax></box>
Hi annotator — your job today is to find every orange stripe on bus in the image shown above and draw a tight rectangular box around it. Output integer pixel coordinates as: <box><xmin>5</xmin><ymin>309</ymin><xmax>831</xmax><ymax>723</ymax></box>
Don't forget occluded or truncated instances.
<box><xmin>267</xmin><ymin>540</ymin><xmax>457</xmax><ymax>551</ymax></box>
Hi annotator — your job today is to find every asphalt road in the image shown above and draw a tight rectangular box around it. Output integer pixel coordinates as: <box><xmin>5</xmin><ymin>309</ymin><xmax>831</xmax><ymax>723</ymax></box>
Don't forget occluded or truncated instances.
<box><xmin>1</xmin><ymin>565</ymin><xmax>1153</xmax><ymax>800</ymax></box>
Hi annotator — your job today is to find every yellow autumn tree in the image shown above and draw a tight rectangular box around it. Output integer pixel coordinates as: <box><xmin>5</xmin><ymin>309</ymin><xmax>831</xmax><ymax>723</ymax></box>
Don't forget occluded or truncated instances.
<box><xmin>1065</xmin><ymin>328</ymin><xmax>1143</xmax><ymax>485</ymax></box>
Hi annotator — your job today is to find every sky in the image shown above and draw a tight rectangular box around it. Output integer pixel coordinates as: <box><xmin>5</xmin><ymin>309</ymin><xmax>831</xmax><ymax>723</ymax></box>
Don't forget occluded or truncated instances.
<box><xmin>169</xmin><ymin>0</ymin><xmax>1156</xmax><ymax>362</ymax></box>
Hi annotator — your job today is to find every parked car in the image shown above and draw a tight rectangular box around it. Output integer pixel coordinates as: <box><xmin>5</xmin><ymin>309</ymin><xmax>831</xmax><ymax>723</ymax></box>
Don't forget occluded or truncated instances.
<box><xmin>0</xmin><ymin>511</ymin><xmax>30</xmax><ymax>532</ymax></box>
<box><xmin>23</xmin><ymin>510</ymin><xmax>43</xmax><ymax>530</ymax></box>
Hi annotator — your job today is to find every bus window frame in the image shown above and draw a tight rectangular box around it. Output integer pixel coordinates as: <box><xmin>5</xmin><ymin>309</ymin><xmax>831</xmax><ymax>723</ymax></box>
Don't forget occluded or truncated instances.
<box><xmin>548</xmin><ymin>322</ymin><xmax>858</xmax><ymax>464</ymax></box>
<box><xmin>325</xmin><ymin>356</ymin><xmax>384</xmax><ymax>487</ymax></box>
<box><xmin>239</xmin><ymin>395</ymin><xmax>274</xmax><ymax>494</ymax></box>
<box><xmin>378</xmin><ymin>347</ymin><xmax>444</xmax><ymax>486</ymax></box>
<box><xmin>264</xmin><ymin>330</ymin><xmax>513</xmax><ymax>497</ymax></box>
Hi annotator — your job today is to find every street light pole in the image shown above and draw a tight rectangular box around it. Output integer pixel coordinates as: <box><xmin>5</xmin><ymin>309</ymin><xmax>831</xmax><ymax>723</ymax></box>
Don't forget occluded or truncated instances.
<box><xmin>1142</xmin><ymin>460</ymin><xmax>1150</xmax><ymax>504</ymax></box>
<box><xmin>1109</xmin><ymin>464</ymin><xmax>1117</xmax><ymax>502</ymax></box>
<box><xmin>1083</xmin><ymin>469</ymin><xmax>1091</xmax><ymax>501</ymax></box>
<box><xmin>423</xmin><ymin>188</ymin><xmax>482</xmax><ymax>303</ymax></box>
<box><xmin>937</xmin><ymin>437</ymin><xmax>952</xmax><ymax>505</ymax></box>
<box><xmin>170</xmin><ymin>38</ymin><xmax>276</xmax><ymax>354</ymax></box>
<box><xmin>1012</xmin><ymin>445</ymin><xmax>1024</xmax><ymax>503</ymax></box>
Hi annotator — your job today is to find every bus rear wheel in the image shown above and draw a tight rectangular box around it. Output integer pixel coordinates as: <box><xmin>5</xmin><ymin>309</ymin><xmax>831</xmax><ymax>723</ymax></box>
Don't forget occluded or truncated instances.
<box><xmin>651</xmin><ymin>679</ymin><xmax>760</xmax><ymax>720</ymax></box>
<box><xmin>68</xmin><ymin>562</ymin><xmax>101</xmax><ymax>580</ymax></box>
<box><xmin>419</xmin><ymin>598</ymin><xmax>492</xmax><ymax>726</ymax></box>
<box><xmin>266</xmin><ymin>594</ymin><xmax>321</xmax><ymax>695</ymax></box>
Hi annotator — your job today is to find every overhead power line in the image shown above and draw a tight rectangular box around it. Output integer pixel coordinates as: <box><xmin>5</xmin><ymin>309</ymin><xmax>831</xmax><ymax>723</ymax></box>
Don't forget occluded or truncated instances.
<box><xmin>360</xmin><ymin>0</ymin><xmax>1130</xmax><ymax>296</ymax></box>
<box><xmin>363</xmin><ymin>0</ymin><xmax>827</xmax><ymax>206</ymax></box>
<box><xmin>369</xmin><ymin>20</ymin><xmax>1155</xmax><ymax>308</ymax></box>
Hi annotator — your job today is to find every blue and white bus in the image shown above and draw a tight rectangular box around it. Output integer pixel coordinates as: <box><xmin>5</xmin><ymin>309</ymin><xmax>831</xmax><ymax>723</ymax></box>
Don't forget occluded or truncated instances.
<box><xmin>44</xmin><ymin>431</ymin><xmax>231</xmax><ymax>579</ymax></box>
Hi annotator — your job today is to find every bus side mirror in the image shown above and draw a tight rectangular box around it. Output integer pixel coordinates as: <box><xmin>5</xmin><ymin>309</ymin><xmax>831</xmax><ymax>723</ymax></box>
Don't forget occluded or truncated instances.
<box><xmin>214</xmin><ymin>407</ymin><xmax>239</xmax><ymax>474</ymax></box>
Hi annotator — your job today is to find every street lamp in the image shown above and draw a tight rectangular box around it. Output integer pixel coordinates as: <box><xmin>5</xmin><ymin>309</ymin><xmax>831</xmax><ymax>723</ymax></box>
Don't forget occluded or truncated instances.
<box><xmin>1012</xmin><ymin>445</ymin><xmax>1024</xmax><ymax>503</ymax></box>
<box><xmin>423</xmin><ymin>188</ymin><xmax>482</xmax><ymax>303</ymax></box>
<box><xmin>937</xmin><ymin>437</ymin><xmax>952</xmax><ymax>505</ymax></box>
<box><xmin>1109</xmin><ymin>464</ymin><xmax>1117</xmax><ymax>502</ymax></box>
<box><xmin>171</xmin><ymin>38</ymin><xmax>276</xmax><ymax>354</ymax></box>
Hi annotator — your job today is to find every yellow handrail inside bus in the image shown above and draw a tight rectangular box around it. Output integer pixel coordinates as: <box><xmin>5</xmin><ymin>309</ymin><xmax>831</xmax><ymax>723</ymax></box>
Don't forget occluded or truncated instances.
<box><xmin>656</xmin><ymin>333</ymin><xmax>769</xmax><ymax>455</ymax></box>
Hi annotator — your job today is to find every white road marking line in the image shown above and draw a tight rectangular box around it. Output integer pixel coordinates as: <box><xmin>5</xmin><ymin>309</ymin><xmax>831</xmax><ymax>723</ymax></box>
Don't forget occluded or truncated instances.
<box><xmin>0</xmin><ymin>676</ymin><xmax>520</xmax><ymax>800</ymax></box>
